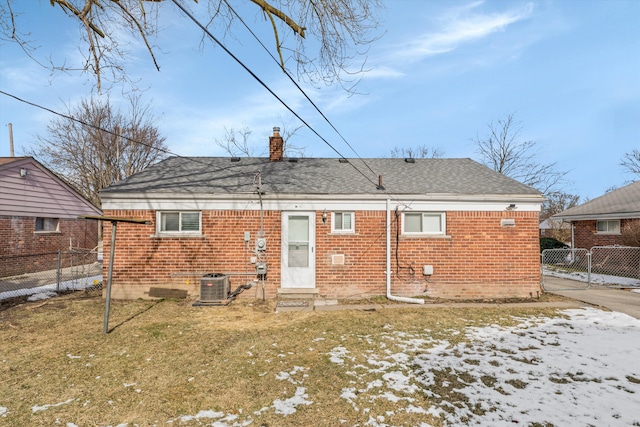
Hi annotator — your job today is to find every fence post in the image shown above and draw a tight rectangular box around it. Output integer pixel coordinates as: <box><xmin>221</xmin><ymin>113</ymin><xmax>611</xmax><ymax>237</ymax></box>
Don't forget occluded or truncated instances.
<box><xmin>56</xmin><ymin>250</ymin><xmax>62</xmax><ymax>292</ymax></box>
<box><xmin>587</xmin><ymin>251</ymin><xmax>592</xmax><ymax>289</ymax></box>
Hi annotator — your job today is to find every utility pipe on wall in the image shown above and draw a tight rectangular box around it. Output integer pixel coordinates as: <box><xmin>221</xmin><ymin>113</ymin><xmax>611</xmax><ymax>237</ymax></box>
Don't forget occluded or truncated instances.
<box><xmin>386</xmin><ymin>199</ymin><xmax>424</xmax><ymax>305</ymax></box>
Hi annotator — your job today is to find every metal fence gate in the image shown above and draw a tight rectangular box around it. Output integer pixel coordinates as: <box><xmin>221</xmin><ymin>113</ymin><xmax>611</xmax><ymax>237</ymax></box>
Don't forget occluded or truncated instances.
<box><xmin>542</xmin><ymin>246</ymin><xmax>640</xmax><ymax>291</ymax></box>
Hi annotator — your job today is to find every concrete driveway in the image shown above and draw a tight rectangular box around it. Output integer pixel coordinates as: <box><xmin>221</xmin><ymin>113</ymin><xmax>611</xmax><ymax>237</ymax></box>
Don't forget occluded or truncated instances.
<box><xmin>545</xmin><ymin>277</ymin><xmax>640</xmax><ymax>319</ymax></box>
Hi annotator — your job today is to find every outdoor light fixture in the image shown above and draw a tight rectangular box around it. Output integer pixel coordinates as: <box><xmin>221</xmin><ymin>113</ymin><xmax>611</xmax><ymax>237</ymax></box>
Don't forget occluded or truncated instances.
<box><xmin>506</xmin><ymin>203</ymin><xmax>517</xmax><ymax>211</ymax></box>
<box><xmin>19</xmin><ymin>168</ymin><xmax>27</xmax><ymax>177</ymax></box>
<box><xmin>322</xmin><ymin>209</ymin><xmax>328</xmax><ymax>224</ymax></box>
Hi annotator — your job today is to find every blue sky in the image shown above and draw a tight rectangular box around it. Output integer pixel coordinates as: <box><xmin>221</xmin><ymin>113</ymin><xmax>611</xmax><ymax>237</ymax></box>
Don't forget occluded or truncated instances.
<box><xmin>1</xmin><ymin>0</ymin><xmax>638</xmax><ymax>201</ymax></box>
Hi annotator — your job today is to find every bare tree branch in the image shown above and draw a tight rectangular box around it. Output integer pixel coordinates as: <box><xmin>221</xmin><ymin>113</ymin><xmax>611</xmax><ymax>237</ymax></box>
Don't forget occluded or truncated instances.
<box><xmin>1</xmin><ymin>0</ymin><xmax>382</xmax><ymax>93</ymax></box>
<box><xmin>214</xmin><ymin>120</ymin><xmax>305</xmax><ymax>158</ymax></box>
<box><xmin>473</xmin><ymin>113</ymin><xmax>570</xmax><ymax>196</ymax></box>
<box><xmin>250</xmin><ymin>0</ymin><xmax>306</xmax><ymax>37</ymax></box>
<box><xmin>621</xmin><ymin>149</ymin><xmax>640</xmax><ymax>178</ymax></box>
<box><xmin>26</xmin><ymin>94</ymin><xmax>168</xmax><ymax>207</ymax></box>
<box><xmin>390</xmin><ymin>145</ymin><xmax>444</xmax><ymax>159</ymax></box>
<box><xmin>214</xmin><ymin>126</ymin><xmax>257</xmax><ymax>157</ymax></box>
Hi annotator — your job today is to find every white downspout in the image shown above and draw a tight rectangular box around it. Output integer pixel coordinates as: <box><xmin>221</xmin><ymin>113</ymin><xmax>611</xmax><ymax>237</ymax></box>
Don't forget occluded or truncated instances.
<box><xmin>386</xmin><ymin>198</ymin><xmax>424</xmax><ymax>304</ymax></box>
<box><xmin>571</xmin><ymin>222</ymin><xmax>575</xmax><ymax>249</ymax></box>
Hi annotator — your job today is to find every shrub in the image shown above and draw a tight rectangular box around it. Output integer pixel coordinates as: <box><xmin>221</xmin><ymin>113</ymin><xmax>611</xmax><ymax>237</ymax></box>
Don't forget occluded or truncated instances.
<box><xmin>540</xmin><ymin>237</ymin><xmax>569</xmax><ymax>252</ymax></box>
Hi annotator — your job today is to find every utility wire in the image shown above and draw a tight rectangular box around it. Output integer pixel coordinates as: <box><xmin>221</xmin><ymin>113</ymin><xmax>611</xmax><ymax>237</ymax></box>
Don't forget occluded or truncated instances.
<box><xmin>1</xmin><ymin>91</ymin><xmax>169</xmax><ymax>156</ymax></box>
<box><xmin>169</xmin><ymin>0</ymin><xmax>380</xmax><ymax>189</ymax></box>
<box><xmin>3</xmin><ymin>86</ymin><xmax>414</xmax><ymax>206</ymax></box>
<box><xmin>2</xmin><ymin>3</ymin><xmax>401</xmax><ymax>197</ymax></box>
<box><xmin>220</xmin><ymin>0</ymin><xmax>379</xmax><ymax>180</ymax></box>
<box><xmin>0</xmin><ymin>90</ymin><xmax>219</xmax><ymax>170</ymax></box>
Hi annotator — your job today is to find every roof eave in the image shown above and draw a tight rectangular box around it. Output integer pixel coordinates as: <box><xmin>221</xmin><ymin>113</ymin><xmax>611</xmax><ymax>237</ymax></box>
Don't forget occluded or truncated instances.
<box><xmin>553</xmin><ymin>212</ymin><xmax>640</xmax><ymax>222</ymax></box>
<box><xmin>100</xmin><ymin>191</ymin><xmax>544</xmax><ymax>203</ymax></box>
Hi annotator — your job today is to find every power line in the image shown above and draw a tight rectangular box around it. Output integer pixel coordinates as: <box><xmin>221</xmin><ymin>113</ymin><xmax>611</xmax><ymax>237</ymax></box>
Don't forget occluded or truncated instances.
<box><xmin>0</xmin><ymin>90</ymin><xmax>173</xmax><ymax>157</ymax></box>
<box><xmin>2</xmin><ymin>89</ymin><xmax>414</xmax><ymax>217</ymax></box>
<box><xmin>220</xmin><ymin>0</ymin><xmax>379</xmax><ymax>179</ymax></box>
<box><xmin>169</xmin><ymin>0</ymin><xmax>380</xmax><ymax>189</ymax></box>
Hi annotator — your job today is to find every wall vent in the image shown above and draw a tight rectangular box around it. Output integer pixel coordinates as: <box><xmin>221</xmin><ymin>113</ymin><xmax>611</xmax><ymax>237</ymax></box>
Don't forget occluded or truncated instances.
<box><xmin>331</xmin><ymin>254</ymin><xmax>345</xmax><ymax>265</ymax></box>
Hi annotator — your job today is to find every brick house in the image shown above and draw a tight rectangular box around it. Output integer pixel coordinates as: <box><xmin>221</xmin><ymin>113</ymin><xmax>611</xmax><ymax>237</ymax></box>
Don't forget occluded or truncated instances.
<box><xmin>0</xmin><ymin>157</ymin><xmax>102</xmax><ymax>277</ymax></box>
<box><xmin>99</xmin><ymin>129</ymin><xmax>545</xmax><ymax>301</ymax></box>
<box><xmin>552</xmin><ymin>180</ymin><xmax>640</xmax><ymax>249</ymax></box>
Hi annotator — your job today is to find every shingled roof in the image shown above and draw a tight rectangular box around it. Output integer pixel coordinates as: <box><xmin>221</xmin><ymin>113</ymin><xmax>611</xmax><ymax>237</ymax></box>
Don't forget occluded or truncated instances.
<box><xmin>553</xmin><ymin>180</ymin><xmax>640</xmax><ymax>221</ymax></box>
<box><xmin>101</xmin><ymin>156</ymin><xmax>542</xmax><ymax>199</ymax></box>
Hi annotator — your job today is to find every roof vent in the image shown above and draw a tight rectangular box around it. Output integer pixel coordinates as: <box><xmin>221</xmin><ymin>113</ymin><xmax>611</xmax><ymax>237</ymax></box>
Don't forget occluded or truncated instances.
<box><xmin>230</xmin><ymin>157</ymin><xmax>241</xmax><ymax>162</ymax></box>
<box><xmin>339</xmin><ymin>158</ymin><xmax>349</xmax><ymax>163</ymax></box>
<box><xmin>288</xmin><ymin>158</ymin><xmax>299</xmax><ymax>163</ymax></box>
<box><xmin>404</xmin><ymin>158</ymin><xmax>415</xmax><ymax>163</ymax></box>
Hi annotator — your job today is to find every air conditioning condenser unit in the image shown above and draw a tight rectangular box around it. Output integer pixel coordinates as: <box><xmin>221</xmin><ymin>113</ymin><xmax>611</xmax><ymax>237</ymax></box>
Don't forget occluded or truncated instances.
<box><xmin>200</xmin><ymin>273</ymin><xmax>230</xmax><ymax>302</ymax></box>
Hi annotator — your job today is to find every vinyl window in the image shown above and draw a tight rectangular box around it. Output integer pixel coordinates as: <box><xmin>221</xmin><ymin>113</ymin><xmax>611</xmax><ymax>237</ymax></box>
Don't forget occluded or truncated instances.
<box><xmin>158</xmin><ymin>211</ymin><xmax>201</xmax><ymax>234</ymax></box>
<box><xmin>403</xmin><ymin>212</ymin><xmax>445</xmax><ymax>235</ymax></box>
<box><xmin>35</xmin><ymin>217</ymin><xmax>59</xmax><ymax>232</ymax></box>
<box><xmin>596</xmin><ymin>219</ymin><xmax>620</xmax><ymax>234</ymax></box>
<box><xmin>332</xmin><ymin>212</ymin><xmax>355</xmax><ymax>233</ymax></box>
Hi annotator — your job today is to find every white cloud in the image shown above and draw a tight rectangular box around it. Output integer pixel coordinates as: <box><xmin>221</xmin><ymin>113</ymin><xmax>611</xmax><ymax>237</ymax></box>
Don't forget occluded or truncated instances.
<box><xmin>157</xmin><ymin>77</ymin><xmax>308</xmax><ymax>156</ymax></box>
<box><xmin>396</xmin><ymin>2</ymin><xmax>535</xmax><ymax>62</ymax></box>
<box><xmin>364</xmin><ymin>66</ymin><xmax>405</xmax><ymax>80</ymax></box>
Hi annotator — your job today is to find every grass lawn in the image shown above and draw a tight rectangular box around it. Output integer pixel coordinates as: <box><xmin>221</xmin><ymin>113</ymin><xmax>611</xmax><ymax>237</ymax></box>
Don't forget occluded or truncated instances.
<box><xmin>0</xmin><ymin>293</ymin><xmax>576</xmax><ymax>426</ymax></box>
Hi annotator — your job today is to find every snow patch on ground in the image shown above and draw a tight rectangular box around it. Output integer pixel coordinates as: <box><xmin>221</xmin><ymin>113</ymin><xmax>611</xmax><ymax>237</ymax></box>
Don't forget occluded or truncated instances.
<box><xmin>31</xmin><ymin>398</ymin><xmax>74</xmax><ymax>413</ymax></box>
<box><xmin>6</xmin><ymin>308</ymin><xmax>640</xmax><ymax>426</ymax></box>
<box><xmin>330</xmin><ymin>307</ymin><xmax>640</xmax><ymax>427</ymax></box>
<box><xmin>544</xmin><ymin>267</ymin><xmax>640</xmax><ymax>287</ymax></box>
<box><xmin>0</xmin><ymin>275</ymin><xmax>102</xmax><ymax>301</ymax></box>
<box><xmin>273</xmin><ymin>386</ymin><xmax>313</xmax><ymax>415</ymax></box>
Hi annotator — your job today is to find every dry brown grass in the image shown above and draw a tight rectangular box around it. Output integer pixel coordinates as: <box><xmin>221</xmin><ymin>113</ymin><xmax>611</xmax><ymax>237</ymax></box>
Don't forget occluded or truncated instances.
<box><xmin>0</xmin><ymin>293</ymin><xmax>565</xmax><ymax>426</ymax></box>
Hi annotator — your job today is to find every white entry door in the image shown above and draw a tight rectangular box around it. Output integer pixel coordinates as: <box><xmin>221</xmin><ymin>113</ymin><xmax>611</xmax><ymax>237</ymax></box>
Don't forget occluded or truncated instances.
<box><xmin>281</xmin><ymin>212</ymin><xmax>315</xmax><ymax>289</ymax></box>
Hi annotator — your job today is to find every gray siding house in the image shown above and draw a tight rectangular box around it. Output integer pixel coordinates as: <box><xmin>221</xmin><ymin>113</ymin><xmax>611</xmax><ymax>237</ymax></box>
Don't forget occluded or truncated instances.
<box><xmin>0</xmin><ymin>157</ymin><xmax>102</xmax><ymax>277</ymax></box>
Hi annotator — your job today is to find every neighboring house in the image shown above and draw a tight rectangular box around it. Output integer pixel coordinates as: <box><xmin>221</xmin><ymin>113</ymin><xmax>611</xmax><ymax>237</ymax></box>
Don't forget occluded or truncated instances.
<box><xmin>539</xmin><ymin>218</ymin><xmax>571</xmax><ymax>243</ymax></box>
<box><xmin>0</xmin><ymin>157</ymin><xmax>102</xmax><ymax>277</ymax></box>
<box><xmin>99</xmin><ymin>129</ymin><xmax>545</xmax><ymax>301</ymax></box>
<box><xmin>552</xmin><ymin>181</ymin><xmax>640</xmax><ymax>249</ymax></box>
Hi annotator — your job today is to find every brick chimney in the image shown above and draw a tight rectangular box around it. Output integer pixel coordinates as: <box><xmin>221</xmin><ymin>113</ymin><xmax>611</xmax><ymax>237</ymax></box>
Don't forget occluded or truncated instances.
<box><xmin>269</xmin><ymin>127</ymin><xmax>283</xmax><ymax>162</ymax></box>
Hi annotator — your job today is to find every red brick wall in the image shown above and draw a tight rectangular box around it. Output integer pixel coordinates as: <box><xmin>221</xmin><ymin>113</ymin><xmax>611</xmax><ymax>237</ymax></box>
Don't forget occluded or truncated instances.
<box><xmin>0</xmin><ymin>215</ymin><xmax>99</xmax><ymax>277</ymax></box>
<box><xmin>102</xmin><ymin>209</ymin><xmax>541</xmax><ymax>300</ymax></box>
<box><xmin>573</xmin><ymin>219</ymin><xmax>638</xmax><ymax>249</ymax></box>
<box><xmin>102</xmin><ymin>210</ymin><xmax>282</xmax><ymax>298</ymax></box>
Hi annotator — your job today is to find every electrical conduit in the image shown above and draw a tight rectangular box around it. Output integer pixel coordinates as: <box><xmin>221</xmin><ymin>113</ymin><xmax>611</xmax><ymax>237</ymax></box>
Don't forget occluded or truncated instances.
<box><xmin>386</xmin><ymin>199</ymin><xmax>424</xmax><ymax>305</ymax></box>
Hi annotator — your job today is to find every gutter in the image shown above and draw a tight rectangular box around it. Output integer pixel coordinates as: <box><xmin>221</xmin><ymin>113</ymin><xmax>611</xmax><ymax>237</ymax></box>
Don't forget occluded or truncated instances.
<box><xmin>386</xmin><ymin>198</ymin><xmax>424</xmax><ymax>305</ymax></box>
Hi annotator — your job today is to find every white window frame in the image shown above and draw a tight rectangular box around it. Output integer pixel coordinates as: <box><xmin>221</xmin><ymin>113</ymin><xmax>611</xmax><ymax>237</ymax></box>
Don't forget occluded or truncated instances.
<box><xmin>35</xmin><ymin>217</ymin><xmax>59</xmax><ymax>233</ymax></box>
<box><xmin>596</xmin><ymin>219</ymin><xmax>620</xmax><ymax>234</ymax></box>
<box><xmin>331</xmin><ymin>211</ymin><xmax>355</xmax><ymax>233</ymax></box>
<box><xmin>402</xmin><ymin>212</ymin><xmax>446</xmax><ymax>236</ymax></box>
<box><xmin>156</xmin><ymin>211</ymin><xmax>202</xmax><ymax>236</ymax></box>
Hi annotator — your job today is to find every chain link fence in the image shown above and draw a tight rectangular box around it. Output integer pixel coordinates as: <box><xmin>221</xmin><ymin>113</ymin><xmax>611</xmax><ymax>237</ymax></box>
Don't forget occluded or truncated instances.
<box><xmin>542</xmin><ymin>246</ymin><xmax>640</xmax><ymax>291</ymax></box>
<box><xmin>0</xmin><ymin>248</ymin><xmax>102</xmax><ymax>302</ymax></box>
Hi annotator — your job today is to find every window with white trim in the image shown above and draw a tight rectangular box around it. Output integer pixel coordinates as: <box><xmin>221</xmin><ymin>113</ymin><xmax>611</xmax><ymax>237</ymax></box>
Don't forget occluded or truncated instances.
<box><xmin>332</xmin><ymin>212</ymin><xmax>355</xmax><ymax>233</ymax></box>
<box><xmin>596</xmin><ymin>219</ymin><xmax>620</xmax><ymax>234</ymax></box>
<box><xmin>35</xmin><ymin>217</ymin><xmax>59</xmax><ymax>232</ymax></box>
<box><xmin>403</xmin><ymin>212</ymin><xmax>445</xmax><ymax>235</ymax></box>
<box><xmin>157</xmin><ymin>211</ymin><xmax>201</xmax><ymax>234</ymax></box>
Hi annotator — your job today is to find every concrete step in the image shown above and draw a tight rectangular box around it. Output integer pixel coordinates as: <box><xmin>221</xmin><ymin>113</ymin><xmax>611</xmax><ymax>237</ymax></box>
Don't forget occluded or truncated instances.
<box><xmin>276</xmin><ymin>288</ymin><xmax>318</xmax><ymax>312</ymax></box>
<box><xmin>277</xmin><ymin>288</ymin><xmax>319</xmax><ymax>300</ymax></box>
